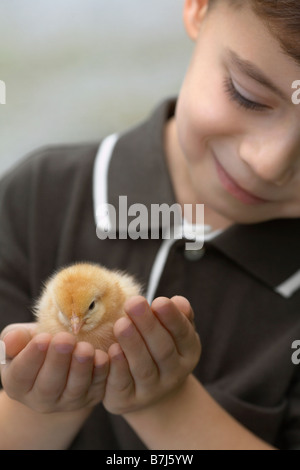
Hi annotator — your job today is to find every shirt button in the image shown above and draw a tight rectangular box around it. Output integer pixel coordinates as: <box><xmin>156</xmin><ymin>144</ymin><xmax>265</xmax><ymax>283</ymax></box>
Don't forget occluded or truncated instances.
<box><xmin>184</xmin><ymin>247</ymin><xmax>206</xmax><ymax>261</ymax></box>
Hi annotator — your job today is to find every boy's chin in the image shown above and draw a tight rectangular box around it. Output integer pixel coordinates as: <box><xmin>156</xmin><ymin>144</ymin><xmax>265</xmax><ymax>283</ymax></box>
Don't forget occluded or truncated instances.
<box><xmin>228</xmin><ymin>212</ymin><xmax>291</xmax><ymax>225</ymax></box>
<box><xmin>211</xmin><ymin>203</ymin><xmax>283</xmax><ymax>226</ymax></box>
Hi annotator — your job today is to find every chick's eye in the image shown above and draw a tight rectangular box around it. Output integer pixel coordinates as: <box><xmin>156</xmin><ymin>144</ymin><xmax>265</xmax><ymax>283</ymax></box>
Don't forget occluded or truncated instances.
<box><xmin>58</xmin><ymin>310</ymin><xmax>69</xmax><ymax>325</ymax></box>
<box><xmin>89</xmin><ymin>301</ymin><xmax>95</xmax><ymax>311</ymax></box>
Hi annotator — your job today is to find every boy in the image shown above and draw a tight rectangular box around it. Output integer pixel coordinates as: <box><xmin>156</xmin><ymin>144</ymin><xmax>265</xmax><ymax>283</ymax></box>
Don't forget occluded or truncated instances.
<box><xmin>1</xmin><ymin>0</ymin><xmax>300</xmax><ymax>449</ymax></box>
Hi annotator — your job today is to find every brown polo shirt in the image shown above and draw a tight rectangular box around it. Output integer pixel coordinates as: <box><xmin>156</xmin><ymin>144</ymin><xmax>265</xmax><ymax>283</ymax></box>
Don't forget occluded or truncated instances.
<box><xmin>1</xmin><ymin>98</ymin><xmax>300</xmax><ymax>449</ymax></box>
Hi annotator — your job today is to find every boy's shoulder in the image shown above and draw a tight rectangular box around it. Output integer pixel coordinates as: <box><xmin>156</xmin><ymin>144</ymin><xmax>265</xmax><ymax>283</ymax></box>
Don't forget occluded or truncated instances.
<box><xmin>0</xmin><ymin>97</ymin><xmax>177</xmax><ymax>197</ymax></box>
<box><xmin>0</xmin><ymin>142</ymin><xmax>100</xmax><ymax>215</ymax></box>
<box><xmin>1</xmin><ymin>141</ymin><xmax>100</xmax><ymax>186</ymax></box>
<box><xmin>209</xmin><ymin>218</ymin><xmax>300</xmax><ymax>300</ymax></box>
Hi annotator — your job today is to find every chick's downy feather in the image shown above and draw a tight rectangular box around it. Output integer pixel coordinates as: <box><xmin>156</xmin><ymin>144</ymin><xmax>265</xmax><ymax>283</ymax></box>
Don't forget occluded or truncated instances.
<box><xmin>34</xmin><ymin>263</ymin><xmax>141</xmax><ymax>351</ymax></box>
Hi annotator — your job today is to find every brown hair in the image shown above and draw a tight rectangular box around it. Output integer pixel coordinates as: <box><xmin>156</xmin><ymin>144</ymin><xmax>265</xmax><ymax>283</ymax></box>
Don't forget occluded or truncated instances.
<box><xmin>209</xmin><ymin>0</ymin><xmax>300</xmax><ymax>65</ymax></box>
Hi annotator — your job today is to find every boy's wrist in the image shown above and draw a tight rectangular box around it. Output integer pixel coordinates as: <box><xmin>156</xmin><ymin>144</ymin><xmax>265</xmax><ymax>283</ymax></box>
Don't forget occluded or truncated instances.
<box><xmin>0</xmin><ymin>390</ymin><xmax>93</xmax><ymax>449</ymax></box>
<box><xmin>122</xmin><ymin>374</ymin><xmax>275</xmax><ymax>450</ymax></box>
<box><xmin>122</xmin><ymin>374</ymin><xmax>193</xmax><ymax>425</ymax></box>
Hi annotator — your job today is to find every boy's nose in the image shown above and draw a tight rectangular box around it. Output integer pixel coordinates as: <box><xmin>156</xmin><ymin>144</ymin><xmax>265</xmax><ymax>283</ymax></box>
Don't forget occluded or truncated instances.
<box><xmin>273</xmin><ymin>169</ymin><xmax>293</xmax><ymax>187</ymax></box>
<box><xmin>239</xmin><ymin>137</ymin><xmax>297</xmax><ymax>186</ymax></box>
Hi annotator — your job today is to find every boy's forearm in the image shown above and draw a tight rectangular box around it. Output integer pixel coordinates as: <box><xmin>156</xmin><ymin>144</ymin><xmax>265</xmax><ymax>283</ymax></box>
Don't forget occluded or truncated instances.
<box><xmin>124</xmin><ymin>374</ymin><xmax>275</xmax><ymax>450</ymax></box>
<box><xmin>0</xmin><ymin>390</ymin><xmax>91</xmax><ymax>450</ymax></box>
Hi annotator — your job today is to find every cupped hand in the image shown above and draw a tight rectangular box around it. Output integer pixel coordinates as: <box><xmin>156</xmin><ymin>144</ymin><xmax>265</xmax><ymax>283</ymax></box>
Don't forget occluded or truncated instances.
<box><xmin>103</xmin><ymin>295</ymin><xmax>201</xmax><ymax>415</ymax></box>
<box><xmin>0</xmin><ymin>324</ymin><xmax>109</xmax><ymax>413</ymax></box>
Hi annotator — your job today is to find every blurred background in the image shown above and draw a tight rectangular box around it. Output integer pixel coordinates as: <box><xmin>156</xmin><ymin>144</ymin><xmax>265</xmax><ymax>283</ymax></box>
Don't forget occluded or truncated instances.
<box><xmin>0</xmin><ymin>0</ymin><xmax>192</xmax><ymax>177</ymax></box>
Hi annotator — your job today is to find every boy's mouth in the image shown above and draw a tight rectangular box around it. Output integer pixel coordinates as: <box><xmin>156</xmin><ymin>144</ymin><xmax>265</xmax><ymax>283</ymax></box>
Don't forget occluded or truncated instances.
<box><xmin>213</xmin><ymin>155</ymin><xmax>269</xmax><ymax>205</ymax></box>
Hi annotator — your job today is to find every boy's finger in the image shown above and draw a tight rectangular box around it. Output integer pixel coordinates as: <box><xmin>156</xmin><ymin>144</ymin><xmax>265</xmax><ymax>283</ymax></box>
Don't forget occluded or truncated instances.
<box><xmin>91</xmin><ymin>349</ymin><xmax>109</xmax><ymax>386</ymax></box>
<box><xmin>64</xmin><ymin>342</ymin><xmax>94</xmax><ymax>400</ymax></box>
<box><xmin>124</xmin><ymin>296</ymin><xmax>179</xmax><ymax>373</ymax></box>
<box><xmin>170</xmin><ymin>296</ymin><xmax>195</xmax><ymax>326</ymax></box>
<box><xmin>84</xmin><ymin>350</ymin><xmax>109</xmax><ymax>406</ymax></box>
<box><xmin>114</xmin><ymin>316</ymin><xmax>159</xmax><ymax>385</ymax></box>
<box><xmin>1</xmin><ymin>322</ymin><xmax>37</xmax><ymax>341</ymax></box>
<box><xmin>1</xmin><ymin>333</ymin><xmax>51</xmax><ymax>394</ymax></box>
<box><xmin>33</xmin><ymin>332</ymin><xmax>76</xmax><ymax>400</ymax></box>
<box><xmin>106</xmin><ymin>343</ymin><xmax>133</xmax><ymax>395</ymax></box>
<box><xmin>2</xmin><ymin>328</ymin><xmax>33</xmax><ymax>358</ymax></box>
<box><xmin>151</xmin><ymin>297</ymin><xmax>200</xmax><ymax>358</ymax></box>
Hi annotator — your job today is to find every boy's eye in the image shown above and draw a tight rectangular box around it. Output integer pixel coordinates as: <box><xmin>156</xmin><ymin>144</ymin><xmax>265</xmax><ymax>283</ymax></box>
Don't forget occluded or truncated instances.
<box><xmin>223</xmin><ymin>77</ymin><xmax>270</xmax><ymax>112</ymax></box>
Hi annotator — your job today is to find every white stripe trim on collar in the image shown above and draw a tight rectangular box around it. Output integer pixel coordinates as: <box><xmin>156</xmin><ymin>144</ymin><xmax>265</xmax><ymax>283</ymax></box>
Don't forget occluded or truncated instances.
<box><xmin>146</xmin><ymin>226</ymin><xmax>222</xmax><ymax>304</ymax></box>
<box><xmin>92</xmin><ymin>128</ymin><xmax>300</xmax><ymax>301</ymax></box>
<box><xmin>275</xmin><ymin>270</ymin><xmax>300</xmax><ymax>298</ymax></box>
<box><xmin>93</xmin><ymin>133</ymin><xmax>119</xmax><ymax>231</ymax></box>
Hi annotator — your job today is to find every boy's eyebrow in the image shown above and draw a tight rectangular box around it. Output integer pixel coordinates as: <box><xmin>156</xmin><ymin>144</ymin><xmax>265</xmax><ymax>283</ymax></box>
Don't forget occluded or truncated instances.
<box><xmin>226</xmin><ymin>48</ymin><xmax>288</xmax><ymax>101</ymax></box>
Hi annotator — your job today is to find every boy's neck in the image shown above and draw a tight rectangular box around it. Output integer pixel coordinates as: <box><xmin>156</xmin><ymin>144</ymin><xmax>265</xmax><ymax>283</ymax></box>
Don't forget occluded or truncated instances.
<box><xmin>164</xmin><ymin>117</ymin><xmax>233</xmax><ymax>232</ymax></box>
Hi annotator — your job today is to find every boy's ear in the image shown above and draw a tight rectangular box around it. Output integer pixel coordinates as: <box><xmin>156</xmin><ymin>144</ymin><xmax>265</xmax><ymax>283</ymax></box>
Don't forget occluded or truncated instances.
<box><xmin>183</xmin><ymin>0</ymin><xmax>210</xmax><ymax>40</ymax></box>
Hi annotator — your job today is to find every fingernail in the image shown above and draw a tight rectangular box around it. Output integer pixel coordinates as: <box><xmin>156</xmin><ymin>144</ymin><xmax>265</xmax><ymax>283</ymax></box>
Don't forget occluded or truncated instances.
<box><xmin>54</xmin><ymin>343</ymin><xmax>74</xmax><ymax>354</ymax></box>
<box><xmin>130</xmin><ymin>301</ymin><xmax>146</xmax><ymax>317</ymax></box>
<box><xmin>109</xmin><ymin>343</ymin><xmax>124</xmax><ymax>360</ymax></box>
<box><xmin>75</xmin><ymin>355</ymin><xmax>91</xmax><ymax>364</ymax></box>
<box><xmin>2</xmin><ymin>330</ymin><xmax>16</xmax><ymax>341</ymax></box>
<box><xmin>112</xmin><ymin>351</ymin><xmax>125</xmax><ymax>361</ymax></box>
<box><xmin>119</xmin><ymin>318</ymin><xmax>135</xmax><ymax>337</ymax></box>
<box><xmin>95</xmin><ymin>360</ymin><xmax>107</xmax><ymax>369</ymax></box>
<box><xmin>36</xmin><ymin>342</ymin><xmax>49</xmax><ymax>352</ymax></box>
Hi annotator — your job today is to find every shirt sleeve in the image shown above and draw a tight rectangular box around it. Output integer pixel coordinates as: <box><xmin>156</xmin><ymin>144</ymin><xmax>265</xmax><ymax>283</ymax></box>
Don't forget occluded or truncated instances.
<box><xmin>0</xmin><ymin>154</ymin><xmax>38</xmax><ymax>387</ymax></box>
<box><xmin>0</xmin><ymin>142</ymin><xmax>98</xmax><ymax>388</ymax></box>
<box><xmin>277</xmin><ymin>365</ymin><xmax>300</xmax><ymax>449</ymax></box>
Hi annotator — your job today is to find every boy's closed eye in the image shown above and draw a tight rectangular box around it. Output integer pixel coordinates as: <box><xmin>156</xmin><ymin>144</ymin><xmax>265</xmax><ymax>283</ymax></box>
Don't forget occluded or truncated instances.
<box><xmin>223</xmin><ymin>77</ymin><xmax>271</xmax><ymax>112</ymax></box>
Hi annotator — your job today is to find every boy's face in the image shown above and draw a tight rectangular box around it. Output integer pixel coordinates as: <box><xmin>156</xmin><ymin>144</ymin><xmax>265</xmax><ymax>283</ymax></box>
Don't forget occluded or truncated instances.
<box><xmin>175</xmin><ymin>0</ymin><xmax>300</xmax><ymax>224</ymax></box>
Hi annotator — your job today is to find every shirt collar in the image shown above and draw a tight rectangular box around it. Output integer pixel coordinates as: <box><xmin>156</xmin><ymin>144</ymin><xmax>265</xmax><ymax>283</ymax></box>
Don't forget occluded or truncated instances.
<box><xmin>93</xmin><ymin>98</ymin><xmax>300</xmax><ymax>298</ymax></box>
<box><xmin>109</xmin><ymin>98</ymin><xmax>177</xmax><ymax>220</ymax></box>
<box><xmin>209</xmin><ymin>219</ymin><xmax>300</xmax><ymax>297</ymax></box>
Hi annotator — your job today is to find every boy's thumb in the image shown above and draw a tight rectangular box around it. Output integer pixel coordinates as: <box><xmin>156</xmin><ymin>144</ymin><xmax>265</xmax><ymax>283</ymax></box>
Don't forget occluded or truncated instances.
<box><xmin>1</xmin><ymin>323</ymin><xmax>37</xmax><ymax>359</ymax></box>
<box><xmin>0</xmin><ymin>322</ymin><xmax>37</xmax><ymax>340</ymax></box>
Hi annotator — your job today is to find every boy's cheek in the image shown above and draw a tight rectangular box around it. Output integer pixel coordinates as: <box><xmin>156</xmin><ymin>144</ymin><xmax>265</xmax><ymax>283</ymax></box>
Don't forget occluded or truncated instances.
<box><xmin>177</xmin><ymin>95</ymin><xmax>236</xmax><ymax>165</ymax></box>
<box><xmin>178</xmin><ymin>78</ymin><xmax>242</xmax><ymax>149</ymax></box>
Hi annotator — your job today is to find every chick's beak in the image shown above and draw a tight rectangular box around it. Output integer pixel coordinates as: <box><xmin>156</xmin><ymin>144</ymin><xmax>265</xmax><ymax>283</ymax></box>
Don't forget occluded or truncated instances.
<box><xmin>70</xmin><ymin>313</ymin><xmax>83</xmax><ymax>335</ymax></box>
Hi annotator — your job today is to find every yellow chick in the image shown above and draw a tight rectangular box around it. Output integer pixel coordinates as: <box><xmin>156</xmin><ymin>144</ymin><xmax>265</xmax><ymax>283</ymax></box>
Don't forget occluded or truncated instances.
<box><xmin>34</xmin><ymin>262</ymin><xmax>141</xmax><ymax>351</ymax></box>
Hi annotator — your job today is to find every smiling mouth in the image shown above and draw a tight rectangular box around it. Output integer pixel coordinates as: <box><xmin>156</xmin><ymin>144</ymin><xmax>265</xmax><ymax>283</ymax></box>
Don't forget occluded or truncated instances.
<box><xmin>213</xmin><ymin>155</ymin><xmax>269</xmax><ymax>205</ymax></box>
